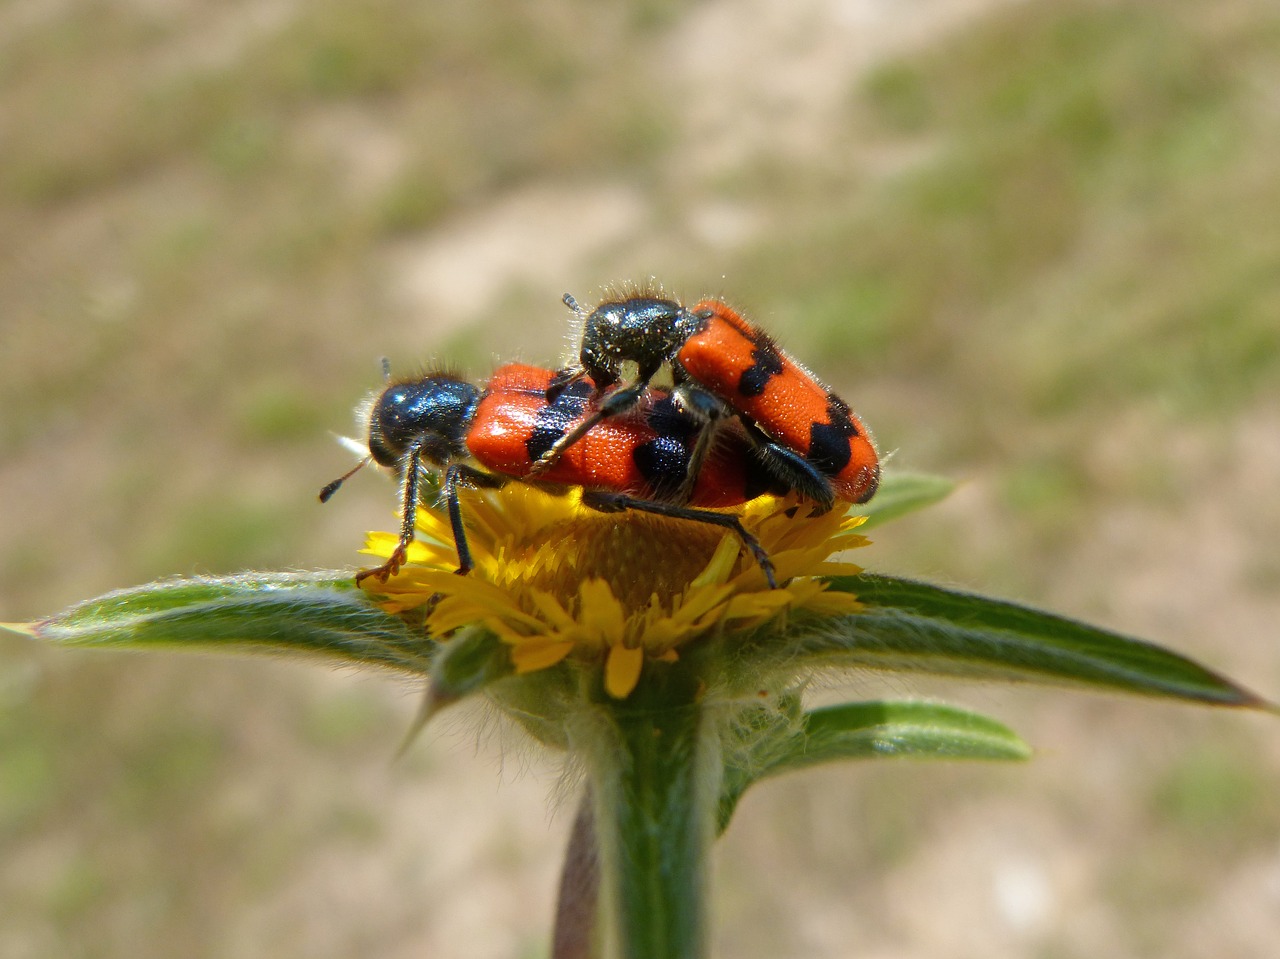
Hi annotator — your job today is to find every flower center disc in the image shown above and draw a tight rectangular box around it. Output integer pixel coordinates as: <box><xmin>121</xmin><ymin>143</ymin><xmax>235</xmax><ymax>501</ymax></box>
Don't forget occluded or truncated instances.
<box><xmin>522</xmin><ymin>511</ymin><xmax>729</xmax><ymax>614</ymax></box>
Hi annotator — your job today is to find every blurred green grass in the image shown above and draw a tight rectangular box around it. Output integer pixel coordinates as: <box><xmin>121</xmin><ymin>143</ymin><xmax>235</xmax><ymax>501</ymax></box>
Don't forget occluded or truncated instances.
<box><xmin>754</xmin><ymin>0</ymin><xmax>1279</xmax><ymax>420</ymax></box>
<box><xmin>2</xmin><ymin>0</ymin><xmax>1278</xmax><ymax>957</ymax></box>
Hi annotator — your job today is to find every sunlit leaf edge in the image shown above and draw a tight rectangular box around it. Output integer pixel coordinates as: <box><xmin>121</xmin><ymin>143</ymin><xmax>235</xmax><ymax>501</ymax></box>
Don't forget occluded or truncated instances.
<box><xmin>21</xmin><ymin>572</ymin><xmax>432</xmax><ymax>673</ymax></box>
<box><xmin>718</xmin><ymin>699</ymin><xmax>1029</xmax><ymax>832</ymax></box>
<box><xmin>798</xmin><ymin>574</ymin><xmax>1268</xmax><ymax>707</ymax></box>
<box><xmin>857</xmin><ymin>471</ymin><xmax>956</xmax><ymax>531</ymax></box>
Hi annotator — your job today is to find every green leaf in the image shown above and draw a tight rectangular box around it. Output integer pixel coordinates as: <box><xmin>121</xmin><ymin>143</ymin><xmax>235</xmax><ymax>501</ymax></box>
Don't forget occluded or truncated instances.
<box><xmin>485</xmin><ymin>663</ymin><xmax>582</xmax><ymax>750</ymax></box>
<box><xmin>395</xmin><ymin>628</ymin><xmax>514</xmax><ymax>754</ymax></box>
<box><xmin>719</xmin><ymin>700</ymin><xmax>1030</xmax><ymax>831</ymax></box>
<box><xmin>429</xmin><ymin>627</ymin><xmax>512</xmax><ymax>703</ymax></box>
<box><xmin>800</xmin><ymin>574</ymin><xmax>1268</xmax><ymax>707</ymax></box>
<box><xmin>20</xmin><ymin>572</ymin><xmax>432</xmax><ymax>673</ymax></box>
<box><xmin>857</xmin><ymin>471</ymin><xmax>955</xmax><ymax>530</ymax></box>
<box><xmin>794</xmin><ymin>701</ymin><xmax>1031</xmax><ymax>764</ymax></box>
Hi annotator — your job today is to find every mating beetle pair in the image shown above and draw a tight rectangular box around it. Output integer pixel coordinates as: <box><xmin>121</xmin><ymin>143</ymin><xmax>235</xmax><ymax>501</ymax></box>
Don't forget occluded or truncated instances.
<box><xmin>321</xmin><ymin>291</ymin><xmax>880</xmax><ymax>589</ymax></box>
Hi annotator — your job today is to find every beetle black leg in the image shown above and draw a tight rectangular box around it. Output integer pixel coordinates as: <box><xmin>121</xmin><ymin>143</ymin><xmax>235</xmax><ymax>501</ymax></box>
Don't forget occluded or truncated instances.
<box><xmin>355</xmin><ymin>453</ymin><xmax>507</xmax><ymax>585</ymax></box>
<box><xmin>356</xmin><ymin>443</ymin><xmax>426</xmax><ymax>585</ymax></box>
<box><xmin>528</xmin><ymin>380</ymin><xmax>650</xmax><ymax>476</ymax></box>
<box><xmin>443</xmin><ymin>464</ymin><xmax>507</xmax><ymax>575</ymax></box>
<box><xmin>738</xmin><ymin>420</ymin><xmax>837</xmax><ymax>513</ymax></box>
<box><xmin>668</xmin><ymin>384</ymin><xmax>732</xmax><ymax>502</ymax></box>
<box><xmin>544</xmin><ymin>366</ymin><xmax>588</xmax><ymax>403</ymax></box>
<box><xmin>581</xmin><ymin>490</ymin><xmax>778</xmax><ymax>589</ymax></box>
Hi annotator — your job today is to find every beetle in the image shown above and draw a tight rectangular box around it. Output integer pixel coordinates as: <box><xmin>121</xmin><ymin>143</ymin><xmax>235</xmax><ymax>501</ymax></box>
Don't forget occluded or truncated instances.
<box><xmin>533</xmin><ymin>293</ymin><xmax>879</xmax><ymax>511</ymax></box>
<box><xmin>320</xmin><ymin>363</ymin><xmax>791</xmax><ymax>587</ymax></box>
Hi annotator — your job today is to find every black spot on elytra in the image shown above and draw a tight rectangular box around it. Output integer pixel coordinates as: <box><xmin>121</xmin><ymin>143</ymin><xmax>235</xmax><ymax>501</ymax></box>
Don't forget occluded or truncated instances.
<box><xmin>807</xmin><ymin>392</ymin><xmax>858</xmax><ymax>477</ymax></box>
<box><xmin>525</xmin><ymin>379</ymin><xmax>594</xmax><ymax>463</ymax></box>
<box><xmin>633</xmin><ymin>437</ymin><xmax>690</xmax><ymax>500</ymax></box>
<box><xmin>737</xmin><ymin>330</ymin><xmax>784</xmax><ymax>397</ymax></box>
<box><xmin>633</xmin><ymin>395</ymin><xmax>698</xmax><ymax>499</ymax></box>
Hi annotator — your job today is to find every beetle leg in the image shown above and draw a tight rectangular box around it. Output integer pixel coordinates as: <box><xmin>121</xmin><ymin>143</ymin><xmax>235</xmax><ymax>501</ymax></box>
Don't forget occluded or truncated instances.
<box><xmin>581</xmin><ymin>490</ymin><xmax>778</xmax><ymax>589</ymax></box>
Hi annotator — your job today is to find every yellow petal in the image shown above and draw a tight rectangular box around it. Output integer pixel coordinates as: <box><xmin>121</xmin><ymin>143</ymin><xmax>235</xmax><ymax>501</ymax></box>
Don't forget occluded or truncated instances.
<box><xmin>815</xmin><ymin>561</ymin><xmax>863</xmax><ymax>577</ymax></box>
<box><xmin>803</xmin><ymin>591</ymin><xmax>862</xmax><ymax>616</ymax></box>
<box><xmin>605</xmin><ymin>644</ymin><xmax>645</xmax><ymax>699</ymax></box>
<box><xmin>416</xmin><ymin>574</ymin><xmax>547</xmax><ymax>630</ymax></box>
<box><xmin>525</xmin><ymin>588</ymin><xmax>578</xmax><ymax>630</ymax></box>
<box><xmin>578</xmin><ymin>578</ymin><xmax>627</xmax><ymax>643</ymax></box>
<box><xmin>690</xmin><ymin>534</ymin><xmax>742</xmax><ymax>588</ymax></box>
<box><xmin>721</xmin><ymin>590</ymin><xmax>795</xmax><ymax>622</ymax></box>
<box><xmin>428</xmin><ymin>597</ymin><xmax>503</xmax><ymax>635</ymax></box>
<box><xmin>356</xmin><ymin>481</ymin><xmax>876</xmax><ymax>694</ymax></box>
<box><xmin>669</xmin><ymin>583</ymin><xmax>735</xmax><ymax>626</ymax></box>
<box><xmin>361</xmin><ymin>531</ymin><xmax>400</xmax><ymax>557</ymax></box>
<box><xmin>510</xmin><ymin>639</ymin><xmax>576</xmax><ymax>673</ymax></box>
<box><xmin>413</xmin><ymin>507</ymin><xmax>461</xmax><ymax>544</ymax></box>
<box><xmin>639</xmin><ymin>618</ymin><xmax>695</xmax><ymax>652</ymax></box>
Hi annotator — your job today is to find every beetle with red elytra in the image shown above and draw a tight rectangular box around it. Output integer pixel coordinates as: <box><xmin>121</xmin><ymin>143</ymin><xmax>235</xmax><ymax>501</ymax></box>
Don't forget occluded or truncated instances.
<box><xmin>320</xmin><ymin>362</ymin><xmax>794</xmax><ymax>588</ymax></box>
<box><xmin>532</xmin><ymin>291</ymin><xmax>880</xmax><ymax>512</ymax></box>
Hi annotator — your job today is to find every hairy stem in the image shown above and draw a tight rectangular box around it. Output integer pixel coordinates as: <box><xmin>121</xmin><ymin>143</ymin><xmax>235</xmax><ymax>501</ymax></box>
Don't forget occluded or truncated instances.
<box><xmin>586</xmin><ymin>674</ymin><xmax>718</xmax><ymax>959</ymax></box>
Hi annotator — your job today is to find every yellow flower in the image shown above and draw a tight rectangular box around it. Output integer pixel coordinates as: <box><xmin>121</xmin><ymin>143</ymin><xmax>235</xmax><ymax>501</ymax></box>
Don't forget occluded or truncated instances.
<box><xmin>361</xmin><ymin>486</ymin><xmax>869</xmax><ymax>698</ymax></box>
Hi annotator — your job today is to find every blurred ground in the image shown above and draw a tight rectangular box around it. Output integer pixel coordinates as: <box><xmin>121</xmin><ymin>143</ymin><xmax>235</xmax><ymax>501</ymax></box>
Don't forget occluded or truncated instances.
<box><xmin>2</xmin><ymin>0</ymin><xmax>1279</xmax><ymax>956</ymax></box>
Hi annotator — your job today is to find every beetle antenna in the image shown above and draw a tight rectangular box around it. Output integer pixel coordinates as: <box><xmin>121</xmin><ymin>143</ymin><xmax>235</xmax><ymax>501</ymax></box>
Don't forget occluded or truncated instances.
<box><xmin>319</xmin><ymin>455</ymin><xmax>371</xmax><ymax>503</ymax></box>
<box><xmin>562</xmin><ymin>292</ymin><xmax>586</xmax><ymax>320</ymax></box>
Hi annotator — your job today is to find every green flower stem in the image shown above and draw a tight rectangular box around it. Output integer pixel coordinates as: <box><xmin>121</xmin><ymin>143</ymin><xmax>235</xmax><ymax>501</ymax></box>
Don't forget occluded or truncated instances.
<box><xmin>585</xmin><ymin>671</ymin><xmax>717</xmax><ymax>959</ymax></box>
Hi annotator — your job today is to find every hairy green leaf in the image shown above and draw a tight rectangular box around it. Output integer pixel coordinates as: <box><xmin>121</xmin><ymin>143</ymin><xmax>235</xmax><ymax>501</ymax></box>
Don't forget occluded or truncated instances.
<box><xmin>857</xmin><ymin>472</ymin><xmax>956</xmax><ymax>530</ymax></box>
<box><xmin>429</xmin><ymin>626</ymin><xmax>512</xmax><ymax>703</ymax></box>
<box><xmin>395</xmin><ymin>628</ymin><xmax>513</xmax><ymax>753</ymax></box>
<box><xmin>719</xmin><ymin>700</ymin><xmax>1029</xmax><ymax>831</ymax></box>
<box><xmin>802</xmin><ymin>574</ymin><xmax>1266</xmax><ymax>706</ymax></box>
<box><xmin>18</xmin><ymin>572</ymin><xmax>431</xmax><ymax>673</ymax></box>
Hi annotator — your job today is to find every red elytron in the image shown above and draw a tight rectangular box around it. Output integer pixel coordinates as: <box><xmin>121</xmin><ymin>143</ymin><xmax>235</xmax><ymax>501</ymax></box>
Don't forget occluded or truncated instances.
<box><xmin>320</xmin><ymin>363</ymin><xmax>788</xmax><ymax>587</ymax></box>
<box><xmin>536</xmin><ymin>293</ymin><xmax>879</xmax><ymax>511</ymax></box>
<box><xmin>678</xmin><ymin>298</ymin><xmax>879</xmax><ymax>505</ymax></box>
<box><xmin>469</xmin><ymin>364</ymin><xmax>778</xmax><ymax>509</ymax></box>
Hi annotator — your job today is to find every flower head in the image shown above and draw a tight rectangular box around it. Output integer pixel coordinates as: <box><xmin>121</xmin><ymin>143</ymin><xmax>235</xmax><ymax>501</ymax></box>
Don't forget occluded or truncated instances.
<box><xmin>361</xmin><ymin>485</ymin><xmax>868</xmax><ymax>698</ymax></box>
